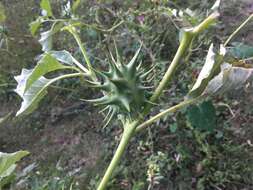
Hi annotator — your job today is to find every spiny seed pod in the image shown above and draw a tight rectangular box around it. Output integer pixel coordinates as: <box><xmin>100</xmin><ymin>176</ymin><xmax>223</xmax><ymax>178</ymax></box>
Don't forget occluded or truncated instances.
<box><xmin>89</xmin><ymin>45</ymin><xmax>151</xmax><ymax>125</ymax></box>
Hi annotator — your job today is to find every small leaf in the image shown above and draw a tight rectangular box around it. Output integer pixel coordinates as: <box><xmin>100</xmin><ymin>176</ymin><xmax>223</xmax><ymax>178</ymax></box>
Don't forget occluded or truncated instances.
<box><xmin>0</xmin><ymin>151</ymin><xmax>29</xmax><ymax>179</ymax></box>
<box><xmin>187</xmin><ymin>44</ymin><xmax>226</xmax><ymax>99</ymax></box>
<box><xmin>186</xmin><ymin>101</ymin><xmax>216</xmax><ymax>132</ymax></box>
<box><xmin>169</xmin><ymin>123</ymin><xmax>177</xmax><ymax>133</ymax></box>
<box><xmin>15</xmin><ymin>69</ymin><xmax>51</xmax><ymax>116</ymax></box>
<box><xmin>204</xmin><ymin>63</ymin><xmax>253</xmax><ymax>96</ymax></box>
<box><xmin>40</xmin><ymin>0</ymin><xmax>53</xmax><ymax>17</ymax></box>
<box><xmin>229</xmin><ymin>42</ymin><xmax>253</xmax><ymax>59</ymax></box>
<box><xmin>30</xmin><ymin>18</ymin><xmax>43</xmax><ymax>36</ymax></box>
<box><xmin>39</xmin><ymin>22</ymin><xmax>63</xmax><ymax>52</ymax></box>
<box><xmin>72</xmin><ymin>0</ymin><xmax>81</xmax><ymax>13</ymax></box>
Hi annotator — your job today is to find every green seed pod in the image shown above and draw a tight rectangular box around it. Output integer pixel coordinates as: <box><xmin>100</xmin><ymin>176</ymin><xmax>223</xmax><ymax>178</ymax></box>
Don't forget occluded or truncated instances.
<box><xmin>90</xmin><ymin>45</ymin><xmax>150</xmax><ymax>125</ymax></box>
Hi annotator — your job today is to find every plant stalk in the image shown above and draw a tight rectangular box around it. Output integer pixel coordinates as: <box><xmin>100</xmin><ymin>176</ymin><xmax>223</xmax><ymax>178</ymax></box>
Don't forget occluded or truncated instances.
<box><xmin>142</xmin><ymin>12</ymin><xmax>219</xmax><ymax>116</ymax></box>
<box><xmin>224</xmin><ymin>13</ymin><xmax>253</xmax><ymax>47</ymax></box>
<box><xmin>97</xmin><ymin>12</ymin><xmax>219</xmax><ymax>190</ymax></box>
<box><xmin>97</xmin><ymin>120</ymin><xmax>139</xmax><ymax>190</ymax></box>
<box><xmin>66</xmin><ymin>25</ymin><xmax>97</xmax><ymax>80</ymax></box>
<box><xmin>136</xmin><ymin>96</ymin><xmax>203</xmax><ymax>133</ymax></box>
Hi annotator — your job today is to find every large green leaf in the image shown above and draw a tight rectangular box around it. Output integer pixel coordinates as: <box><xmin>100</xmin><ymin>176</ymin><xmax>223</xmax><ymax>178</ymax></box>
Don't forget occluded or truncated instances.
<box><xmin>203</xmin><ymin>63</ymin><xmax>253</xmax><ymax>96</ymax></box>
<box><xmin>14</xmin><ymin>53</ymin><xmax>79</xmax><ymax>116</ymax></box>
<box><xmin>25</xmin><ymin>53</ymin><xmax>72</xmax><ymax>91</ymax></box>
<box><xmin>15</xmin><ymin>69</ymin><xmax>51</xmax><ymax>116</ymax></box>
<box><xmin>40</xmin><ymin>0</ymin><xmax>53</xmax><ymax>17</ymax></box>
<box><xmin>39</xmin><ymin>22</ymin><xmax>63</xmax><ymax>52</ymax></box>
<box><xmin>229</xmin><ymin>42</ymin><xmax>253</xmax><ymax>59</ymax></box>
<box><xmin>187</xmin><ymin>44</ymin><xmax>226</xmax><ymax>99</ymax></box>
<box><xmin>0</xmin><ymin>151</ymin><xmax>29</xmax><ymax>187</ymax></box>
<box><xmin>186</xmin><ymin>101</ymin><xmax>216</xmax><ymax>132</ymax></box>
<box><xmin>15</xmin><ymin>69</ymin><xmax>82</xmax><ymax>116</ymax></box>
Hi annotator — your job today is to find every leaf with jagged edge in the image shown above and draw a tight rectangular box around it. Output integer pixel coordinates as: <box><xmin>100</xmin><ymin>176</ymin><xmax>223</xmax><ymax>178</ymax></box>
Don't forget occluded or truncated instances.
<box><xmin>0</xmin><ymin>151</ymin><xmax>29</xmax><ymax>187</ymax></box>
<box><xmin>15</xmin><ymin>53</ymin><xmax>78</xmax><ymax>116</ymax></box>
<box><xmin>40</xmin><ymin>0</ymin><xmax>53</xmax><ymax>17</ymax></box>
<box><xmin>187</xmin><ymin>100</ymin><xmax>216</xmax><ymax>132</ymax></box>
<box><xmin>39</xmin><ymin>22</ymin><xmax>63</xmax><ymax>52</ymax></box>
<box><xmin>15</xmin><ymin>69</ymin><xmax>81</xmax><ymax>116</ymax></box>
<box><xmin>187</xmin><ymin>44</ymin><xmax>226</xmax><ymax>99</ymax></box>
<box><xmin>204</xmin><ymin>63</ymin><xmax>253</xmax><ymax>96</ymax></box>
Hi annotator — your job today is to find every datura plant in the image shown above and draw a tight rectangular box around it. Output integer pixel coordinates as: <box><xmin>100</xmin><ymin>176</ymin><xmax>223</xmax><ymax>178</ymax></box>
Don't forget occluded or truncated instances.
<box><xmin>13</xmin><ymin>0</ymin><xmax>253</xmax><ymax>189</ymax></box>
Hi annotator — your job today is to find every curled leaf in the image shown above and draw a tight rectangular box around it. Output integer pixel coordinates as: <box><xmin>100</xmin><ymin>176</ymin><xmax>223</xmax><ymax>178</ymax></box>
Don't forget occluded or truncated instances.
<box><xmin>0</xmin><ymin>151</ymin><xmax>29</xmax><ymax>187</ymax></box>
<box><xmin>204</xmin><ymin>63</ymin><xmax>253</xmax><ymax>96</ymax></box>
<box><xmin>15</xmin><ymin>69</ymin><xmax>82</xmax><ymax>116</ymax></box>
<box><xmin>39</xmin><ymin>22</ymin><xmax>63</xmax><ymax>52</ymax></box>
<box><xmin>14</xmin><ymin>53</ymin><xmax>78</xmax><ymax>116</ymax></box>
<box><xmin>30</xmin><ymin>17</ymin><xmax>43</xmax><ymax>36</ymax></box>
<box><xmin>187</xmin><ymin>44</ymin><xmax>226</xmax><ymax>99</ymax></box>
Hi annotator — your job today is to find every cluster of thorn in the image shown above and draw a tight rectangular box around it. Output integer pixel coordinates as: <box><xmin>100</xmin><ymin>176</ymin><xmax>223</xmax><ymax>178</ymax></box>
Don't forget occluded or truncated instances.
<box><xmin>89</xmin><ymin>46</ymin><xmax>151</xmax><ymax>125</ymax></box>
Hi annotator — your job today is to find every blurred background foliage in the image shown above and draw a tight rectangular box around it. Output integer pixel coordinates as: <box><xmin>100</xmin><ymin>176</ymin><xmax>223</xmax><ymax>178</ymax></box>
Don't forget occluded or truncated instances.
<box><xmin>0</xmin><ymin>0</ymin><xmax>253</xmax><ymax>189</ymax></box>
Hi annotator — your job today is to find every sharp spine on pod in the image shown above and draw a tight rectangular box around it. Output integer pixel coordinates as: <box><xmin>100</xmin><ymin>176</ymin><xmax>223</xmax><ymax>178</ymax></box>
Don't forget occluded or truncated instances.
<box><xmin>89</xmin><ymin>43</ymin><xmax>151</xmax><ymax>126</ymax></box>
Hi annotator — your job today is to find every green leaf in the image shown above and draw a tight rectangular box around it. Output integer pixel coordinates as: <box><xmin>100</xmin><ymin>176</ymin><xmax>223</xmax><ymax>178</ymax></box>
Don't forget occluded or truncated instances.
<box><xmin>229</xmin><ymin>42</ymin><xmax>253</xmax><ymax>59</ymax></box>
<box><xmin>169</xmin><ymin>123</ymin><xmax>177</xmax><ymax>133</ymax></box>
<box><xmin>187</xmin><ymin>44</ymin><xmax>226</xmax><ymax>99</ymax></box>
<box><xmin>39</xmin><ymin>22</ymin><xmax>63</xmax><ymax>52</ymax></box>
<box><xmin>30</xmin><ymin>18</ymin><xmax>43</xmax><ymax>36</ymax></box>
<box><xmin>49</xmin><ymin>50</ymin><xmax>77</xmax><ymax>65</ymax></box>
<box><xmin>25</xmin><ymin>53</ymin><xmax>71</xmax><ymax>91</ymax></box>
<box><xmin>0</xmin><ymin>151</ymin><xmax>29</xmax><ymax>187</ymax></box>
<box><xmin>72</xmin><ymin>0</ymin><xmax>81</xmax><ymax>13</ymax></box>
<box><xmin>186</xmin><ymin>101</ymin><xmax>216</xmax><ymax>132</ymax></box>
<box><xmin>40</xmin><ymin>0</ymin><xmax>53</xmax><ymax>17</ymax></box>
<box><xmin>204</xmin><ymin>63</ymin><xmax>253</xmax><ymax>96</ymax></box>
<box><xmin>14</xmin><ymin>53</ymin><xmax>77</xmax><ymax>116</ymax></box>
<box><xmin>0</xmin><ymin>3</ymin><xmax>6</xmax><ymax>23</ymax></box>
<box><xmin>15</xmin><ymin>69</ymin><xmax>82</xmax><ymax>116</ymax></box>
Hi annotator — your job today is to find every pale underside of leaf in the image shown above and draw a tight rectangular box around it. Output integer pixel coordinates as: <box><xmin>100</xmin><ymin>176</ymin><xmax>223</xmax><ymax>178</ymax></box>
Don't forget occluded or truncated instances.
<box><xmin>204</xmin><ymin>63</ymin><xmax>253</xmax><ymax>96</ymax></box>
<box><xmin>188</xmin><ymin>43</ymin><xmax>226</xmax><ymax>98</ymax></box>
<box><xmin>39</xmin><ymin>22</ymin><xmax>63</xmax><ymax>52</ymax></box>
<box><xmin>25</xmin><ymin>53</ymin><xmax>71</xmax><ymax>91</ymax></box>
<box><xmin>15</xmin><ymin>69</ymin><xmax>83</xmax><ymax>116</ymax></box>
<box><xmin>0</xmin><ymin>151</ymin><xmax>29</xmax><ymax>178</ymax></box>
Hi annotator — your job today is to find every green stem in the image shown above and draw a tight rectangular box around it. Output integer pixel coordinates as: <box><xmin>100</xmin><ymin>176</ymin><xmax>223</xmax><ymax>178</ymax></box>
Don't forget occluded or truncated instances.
<box><xmin>96</xmin><ymin>12</ymin><xmax>219</xmax><ymax>190</ymax></box>
<box><xmin>142</xmin><ymin>12</ymin><xmax>219</xmax><ymax>115</ymax></box>
<box><xmin>66</xmin><ymin>26</ymin><xmax>97</xmax><ymax>80</ymax></box>
<box><xmin>143</xmin><ymin>30</ymin><xmax>193</xmax><ymax>114</ymax></box>
<box><xmin>97</xmin><ymin>121</ymin><xmax>138</xmax><ymax>190</ymax></box>
<box><xmin>136</xmin><ymin>96</ymin><xmax>203</xmax><ymax>133</ymax></box>
<box><xmin>224</xmin><ymin>13</ymin><xmax>253</xmax><ymax>47</ymax></box>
